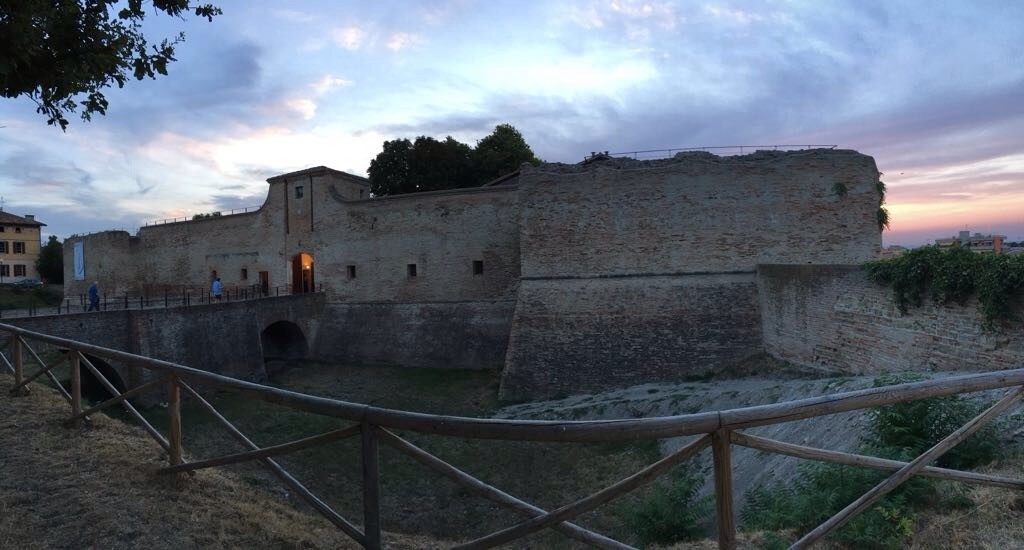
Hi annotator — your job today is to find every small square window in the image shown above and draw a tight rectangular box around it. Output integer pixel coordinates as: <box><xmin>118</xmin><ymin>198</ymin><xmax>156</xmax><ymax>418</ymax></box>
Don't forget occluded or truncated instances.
<box><xmin>295</xmin><ymin>185</ymin><xmax>304</xmax><ymax>199</ymax></box>
<box><xmin>241</xmin><ymin>268</ymin><xmax>248</xmax><ymax>280</ymax></box>
<box><xmin>347</xmin><ymin>265</ymin><xmax>357</xmax><ymax>279</ymax></box>
<box><xmin>0</xmin><ymin>227</ymin><xmax>5</xmax><ymax>232</ymax></box>
<box><xmin>407</xmin><ymin>264</ymin><xmax>417</xmax><ymax>278</ymax></box>
<box><xmin>13</xmin><ymin>227</ymin><xmax>21</xmax><ymax>233</ymax></box>
<box><xmin>473</xmin><ymin>260</ymin><xmax>484</xmax><ymax>275</ymax></box>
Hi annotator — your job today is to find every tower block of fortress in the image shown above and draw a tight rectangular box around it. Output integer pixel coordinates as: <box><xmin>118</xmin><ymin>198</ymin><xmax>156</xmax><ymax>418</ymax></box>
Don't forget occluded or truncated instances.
<box><xmin>63</xmin><ymin>149</ymin><xmax>882</xmax><ymax>400</ymax></box>
<box><xmin>498</xmin><ymin>149</ymin><xmax>881</xmax><ymax>399</ymax></box>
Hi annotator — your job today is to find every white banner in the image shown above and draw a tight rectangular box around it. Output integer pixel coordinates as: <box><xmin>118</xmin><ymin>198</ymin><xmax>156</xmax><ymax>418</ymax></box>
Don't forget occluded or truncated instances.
<box><xmin>73</xmin><ymin>241</ymin><xmax>85</xmax><ymax>280</ymax></box>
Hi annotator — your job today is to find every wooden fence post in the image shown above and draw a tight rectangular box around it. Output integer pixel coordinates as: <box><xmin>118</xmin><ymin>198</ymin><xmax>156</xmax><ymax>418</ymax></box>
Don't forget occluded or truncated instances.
<box><xmin>70</xmin><ymin>352</ymin><xmax>82</xmax><ymax>425</ymax></box>
<box><xmin>168</xmin><ymin>375</ymin><xmax>183</xmax><ymax>466</ymax></box>
<box><xmin>362</xmin><ymin>422</ymin><xmax>382</xmax><ymax>550</ymax></box>
<box><xmin>712</xmin><ymin>429</ymin><xmax>736</xmax><ymax>550</ymax></box>
<box><xmin>12</xmin><ymin>336</ymin><xmax>24</xmax><ymax>394</ymax></box>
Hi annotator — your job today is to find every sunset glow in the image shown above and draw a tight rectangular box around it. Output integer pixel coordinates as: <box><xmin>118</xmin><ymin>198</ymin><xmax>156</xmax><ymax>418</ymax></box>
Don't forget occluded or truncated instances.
<box><xmin>0</xmin><ymin>1</ymin><xmax>1020</xmax><ymax>245</ymax></box>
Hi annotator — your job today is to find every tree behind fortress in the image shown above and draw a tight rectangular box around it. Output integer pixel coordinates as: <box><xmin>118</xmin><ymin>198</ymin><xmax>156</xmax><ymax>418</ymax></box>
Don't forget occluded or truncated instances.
<box><xmin>368</xmin><ymin>124</ymin><xmax>539</xmax><ymax>196</ymax></box>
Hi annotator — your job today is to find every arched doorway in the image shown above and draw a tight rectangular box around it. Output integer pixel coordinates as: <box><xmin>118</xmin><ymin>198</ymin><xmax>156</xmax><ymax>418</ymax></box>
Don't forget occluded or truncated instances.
<box><xmin>261</xmin><ymin>321</ymin><xmax>309</xmax><ymax>376</ymax></box>
<box><xmin>291</xmin><ymin>252</ymin><xmax>314</xmax><ymax>293</ymax></box>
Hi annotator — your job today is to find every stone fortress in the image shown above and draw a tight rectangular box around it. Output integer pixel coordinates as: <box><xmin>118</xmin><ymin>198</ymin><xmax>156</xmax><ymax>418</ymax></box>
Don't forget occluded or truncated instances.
<box><xmin>63</xmin><ymin>148</ymin><xmax>1023</xmax><ymax>400</ymax></box>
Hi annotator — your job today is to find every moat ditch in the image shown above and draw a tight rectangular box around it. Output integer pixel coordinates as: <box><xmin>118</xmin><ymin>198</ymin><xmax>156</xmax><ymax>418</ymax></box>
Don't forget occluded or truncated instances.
<box><xmin>41</xmin><ymin>356</ymin><xmax>1024</xmax><ymax>547</ymax></box>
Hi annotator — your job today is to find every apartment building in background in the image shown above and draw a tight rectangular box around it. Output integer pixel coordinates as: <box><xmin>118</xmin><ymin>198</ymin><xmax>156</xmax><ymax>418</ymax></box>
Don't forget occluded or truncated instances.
<box><xmin>0</xmin><ymin>211</ymin><xmax>45</xmax><ymax>282</ymax></box>
<box><xmin>935</xmin><ymin>230</ymin><xmax>1005</xmax><ymax>253</ymax></box>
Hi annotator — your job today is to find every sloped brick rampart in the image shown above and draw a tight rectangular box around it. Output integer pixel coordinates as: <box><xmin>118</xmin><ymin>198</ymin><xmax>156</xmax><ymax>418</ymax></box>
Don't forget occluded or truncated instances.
<box><xmin>500</xmin><ymin>274</ymin><xmax>762</xmax><ymax>400</ymax></box>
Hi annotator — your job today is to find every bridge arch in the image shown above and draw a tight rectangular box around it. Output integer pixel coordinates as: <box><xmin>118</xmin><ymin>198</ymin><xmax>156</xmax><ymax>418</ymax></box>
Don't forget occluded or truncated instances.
<box><xmin>261</xmin><ymin>320</ymin><xmax>309</xmax><ymax>362</ymax></box>
<box><xmin>80</xmin><ymin>354</ymin><xmax>127</xmax><ymax>402</ymax></box>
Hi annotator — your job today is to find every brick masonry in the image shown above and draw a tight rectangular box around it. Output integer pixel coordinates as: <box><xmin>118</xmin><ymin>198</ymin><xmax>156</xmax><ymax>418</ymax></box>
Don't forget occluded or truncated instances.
<box><xmin>313</xmin><ymin>301</ymin><xmax>516</xmax><ymax>369</ymax></box>
<box><xmin>501</xmin><ymin>149</ymin><xmax>881</xmax><ymax>398</ymax></box>
<box><xmin>500</xmin><ymin>274</ymin><xmax>763</xmax><ymax>400</ymax></box>
<box><xmin>4</xmin><ymin>294</ymin><xmax>325</xmax><ymax>394</ymax></box>
<box><xmin>759</xmin><ymin>265</ymin><xmax>1024</xmax><ymax>374</ymax></box>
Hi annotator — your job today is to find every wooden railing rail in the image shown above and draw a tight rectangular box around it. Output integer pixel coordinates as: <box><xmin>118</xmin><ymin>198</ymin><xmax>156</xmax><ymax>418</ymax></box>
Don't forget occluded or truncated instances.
<box><xmin>2</xmin><ymin>321</ymin><xmax>1023</xmax><ymax>550</ymax></box>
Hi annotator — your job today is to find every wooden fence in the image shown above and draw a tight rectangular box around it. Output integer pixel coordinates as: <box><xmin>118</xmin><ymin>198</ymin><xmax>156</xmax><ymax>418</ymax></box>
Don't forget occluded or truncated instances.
<box><xmin>2</xmin><ymin>321</ymin><xmax>1023</xmax><ymax>549</ymax></box>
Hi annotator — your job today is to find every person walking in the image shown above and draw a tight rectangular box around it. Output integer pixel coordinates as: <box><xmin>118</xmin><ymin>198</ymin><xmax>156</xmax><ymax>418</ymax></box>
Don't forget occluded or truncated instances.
<box><xmin>212</xmin><ymin>277</ymin><xmax>222</xmax><ymax>301</ymax></box>
<box><xmin>87</xmin><ymin>281</ymin><xmax>100</xmax><ymax>311</ymax></box>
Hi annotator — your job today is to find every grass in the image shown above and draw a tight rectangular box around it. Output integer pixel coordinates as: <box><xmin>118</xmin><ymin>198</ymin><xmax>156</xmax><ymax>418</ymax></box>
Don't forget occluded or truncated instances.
<box><xmin>0</xmin><ymin>285</ymin><xmax>63</xmax><ymax>311</ymax></box>
<box><xmin>0</xmin><ymin>374</ymin><xmax>446</xmax><ymax>549</ymax></box>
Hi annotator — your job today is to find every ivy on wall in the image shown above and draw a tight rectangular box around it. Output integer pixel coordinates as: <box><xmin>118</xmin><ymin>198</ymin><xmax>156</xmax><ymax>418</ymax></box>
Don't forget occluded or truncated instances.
<box><xmin>864</xmin><ymin>246</ymin><xmax>1024</xmax><ymax>325</ymax></box>
<box><xmin>832</xmin><ymin>175</ymin><xmax>889</xmax><ymax>231</ymax></box>
<box><xmin>876</xmin><ymin>179</ymin><xmax>890</xmax><ymax>231</ymax></box>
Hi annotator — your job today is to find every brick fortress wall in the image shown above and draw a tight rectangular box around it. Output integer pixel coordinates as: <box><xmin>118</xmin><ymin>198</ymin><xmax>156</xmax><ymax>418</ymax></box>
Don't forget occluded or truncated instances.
<box><xmin>61</xmin><ymin>150</ymin><xmax>886</xmax><ymax>398</ymax></box>
<box><xmin>500</xmin><ymin>149</ymin><xmax>882</xmax><ymax>399</ymax></box>
<box><xmin>759</xmin><ymin>264</ymin><xmax>1024</xmax><ymax>374</ymax></box>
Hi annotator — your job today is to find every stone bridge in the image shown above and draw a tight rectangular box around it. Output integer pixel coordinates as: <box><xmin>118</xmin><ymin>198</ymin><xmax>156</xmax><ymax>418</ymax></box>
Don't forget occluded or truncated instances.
<box><xmin>3</xmin><ymin>293</ymin><xmax>325</xmax><ymax>400</ymax></box>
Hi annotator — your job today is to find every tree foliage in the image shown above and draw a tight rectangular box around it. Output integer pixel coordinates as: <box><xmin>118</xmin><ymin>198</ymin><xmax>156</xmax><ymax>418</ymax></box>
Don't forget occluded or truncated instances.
<box><xmin>35</xmin><ymin>235</ymin><xmax>63</xmax><ymax>283</ymax></box>
<box><xmin>407</xmin><ymin>136</ymin><xmax>475</xmax><ymax>193</ymax></box>
<box><xmin>1</xmin><ymin>0</ymin><xmax>221</xmax><ymax>130</ymax></box>
<box><xmin>472</xmin><ymin>123</ymin><xmax>540</xmax><ymax>183</ymax></box>
<box><xmin>367</xmin><ymin>124</ymin><xmax>540</xmax><ymax>196</ymax></box>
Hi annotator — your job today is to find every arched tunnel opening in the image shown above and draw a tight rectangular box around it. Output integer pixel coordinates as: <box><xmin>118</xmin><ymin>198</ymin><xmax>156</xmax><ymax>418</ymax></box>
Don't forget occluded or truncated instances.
<box><xmin>79</xmin><ymin>354</ymin><xmax>127</xmax><ymax>403</ymax></box>
<box><xmin>261</xmin><ymin>321</ymin><xmax>309</xmax><ymax>376</ymax></box>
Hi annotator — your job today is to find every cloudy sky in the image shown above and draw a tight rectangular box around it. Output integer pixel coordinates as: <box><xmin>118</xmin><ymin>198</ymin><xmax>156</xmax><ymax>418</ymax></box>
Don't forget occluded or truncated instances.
<box><xmin>1</xmin><ymin>0</ymin><xmax>1022</xmax><ymax>246</ymax></box>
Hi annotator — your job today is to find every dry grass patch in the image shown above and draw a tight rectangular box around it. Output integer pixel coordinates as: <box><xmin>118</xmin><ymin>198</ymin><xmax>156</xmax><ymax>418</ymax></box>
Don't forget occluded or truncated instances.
<box><xmin>0</xmin><ymin>375</ymin><xmax>447</xmax><ymax>549</ymax></box>
<box><xmin>909</xmin><ymin>455</ymin><xmax>1024</xmax><ymax>548</ymax></box>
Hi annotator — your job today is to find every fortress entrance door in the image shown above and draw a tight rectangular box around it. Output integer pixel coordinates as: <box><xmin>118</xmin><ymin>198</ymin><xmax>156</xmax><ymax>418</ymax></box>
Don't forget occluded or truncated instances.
<box><xmin>291</xmin><ymin>252</ymin><xmax>315</xmax><ymax>293</ymax></box>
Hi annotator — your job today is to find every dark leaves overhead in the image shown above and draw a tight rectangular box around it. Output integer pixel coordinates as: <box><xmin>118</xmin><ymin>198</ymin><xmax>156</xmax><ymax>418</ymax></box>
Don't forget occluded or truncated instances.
<box><xmin>0</xmin><ymin>0</ymin><xmax>221</xmax><ymax>130</ymax></box>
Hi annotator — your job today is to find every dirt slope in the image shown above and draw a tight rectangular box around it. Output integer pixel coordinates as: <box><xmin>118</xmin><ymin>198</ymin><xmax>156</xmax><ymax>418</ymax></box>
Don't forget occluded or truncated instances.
<box><xmin>0</xmin><ymin>375</ymin><xmax>446</xmax><ymax>549</ymax></box>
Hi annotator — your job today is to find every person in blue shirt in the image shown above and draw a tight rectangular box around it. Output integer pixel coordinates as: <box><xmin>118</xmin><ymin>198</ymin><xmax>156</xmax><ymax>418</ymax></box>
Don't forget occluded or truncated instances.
<box><xmin>212</xmin><ymin>277</ymin><xmax>222</xmax><ymax>301</ymax></box>
<box><xmin>87</xmin><ymin>281</ymin><xmax>100</xmax><ymax>311</ymax></box>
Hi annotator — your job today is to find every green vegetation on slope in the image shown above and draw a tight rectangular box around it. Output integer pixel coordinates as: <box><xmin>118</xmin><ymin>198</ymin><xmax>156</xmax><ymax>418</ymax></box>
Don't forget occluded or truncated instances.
<box><xmin>742</xmin><ymin>374</ymin><xmax>1013</xmax><ymax>548</ymax></box>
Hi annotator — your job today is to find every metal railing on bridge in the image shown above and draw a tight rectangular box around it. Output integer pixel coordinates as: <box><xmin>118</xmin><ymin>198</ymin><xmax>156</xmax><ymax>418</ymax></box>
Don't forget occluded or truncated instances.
<box><xmin>2</xmin><ymin>323</ymin><xmax>1023</xmax><ymax>549</ymax></box>
<box><xmin>0</xmin><ymin>284</ymin><xmax>323</xmax><ymax>319</ymax></box>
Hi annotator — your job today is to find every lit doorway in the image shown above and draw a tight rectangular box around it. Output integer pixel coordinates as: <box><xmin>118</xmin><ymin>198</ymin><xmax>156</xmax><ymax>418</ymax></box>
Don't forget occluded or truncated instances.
<box><xmin>291</xmin><ymin>252</ymin><xmax>314</xmax><ymax>293</ymax></box>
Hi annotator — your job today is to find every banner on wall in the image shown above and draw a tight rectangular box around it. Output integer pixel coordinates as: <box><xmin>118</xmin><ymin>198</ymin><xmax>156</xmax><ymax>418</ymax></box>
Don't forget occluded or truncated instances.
<box><xmin>73</xmin><ymin>241</ymin><xmax>85</xmax><ymax>280</ymax></box>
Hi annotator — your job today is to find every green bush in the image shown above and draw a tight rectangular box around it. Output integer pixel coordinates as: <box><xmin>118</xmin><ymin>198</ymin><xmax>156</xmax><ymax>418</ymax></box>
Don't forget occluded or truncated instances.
<box><xmin>742</xmin><ymin>374</ymin><xmax>1005</xmax><ymax>547</ymax></box>
<box><xmin>621</xmin><ymin>464</ymin><xmax>711</xmax><ymax>547</ymax></box>
<box><xmin>868</xmin><ymin>374</ymin><xmax>1002</xmax><ymax>470</ymax></box>
<box><xmin>743</xmin><ymin>457</ymin><xmax>929</xmax><ymax>549</ymax></box>
<box><xmin>864</xmin><ymin>245</ymin><xmax>1024</xmax><ymax>326</ymax></box>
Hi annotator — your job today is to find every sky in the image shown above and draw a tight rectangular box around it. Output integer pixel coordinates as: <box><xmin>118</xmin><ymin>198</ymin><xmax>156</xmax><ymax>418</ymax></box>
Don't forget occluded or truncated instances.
<box><xmin>1</xmin><ymin>0</ymin><xmax>1022</xmax><ymax>247</ymax></box>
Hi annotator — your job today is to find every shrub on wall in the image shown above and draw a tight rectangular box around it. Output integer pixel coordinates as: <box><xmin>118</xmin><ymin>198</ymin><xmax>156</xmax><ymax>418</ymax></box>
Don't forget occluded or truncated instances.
<box><xmin>864</xmin><ymin>246</ymin><xmax>1024</xmax><ymax>325</ymax></box>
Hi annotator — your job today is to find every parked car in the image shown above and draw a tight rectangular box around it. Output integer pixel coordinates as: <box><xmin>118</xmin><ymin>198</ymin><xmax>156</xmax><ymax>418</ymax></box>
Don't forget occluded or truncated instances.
<box><xmin>13</xmin><ymin>278</ymin><xmax>43</xmax><ymax>287</ymax></box>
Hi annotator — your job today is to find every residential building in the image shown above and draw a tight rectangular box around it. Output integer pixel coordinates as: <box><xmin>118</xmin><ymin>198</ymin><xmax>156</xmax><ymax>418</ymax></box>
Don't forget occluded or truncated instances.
<box><xmin>0</xmin><ymin>212</ymin><xmax>46</xmax><ymax>283</ymax></box>
<box><xmin>935</xmin><ymin>230</ymin><xmax>1005</xmax><ymax>253</ymax></box>
<box><xmin>878</xmin><ymin>245</ymin><xmax>908</xmax><ymax>258</ymax></box>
